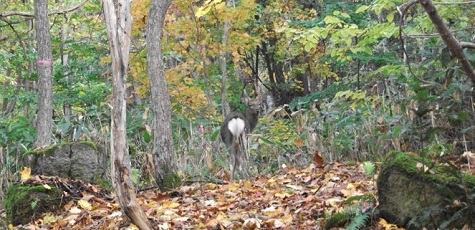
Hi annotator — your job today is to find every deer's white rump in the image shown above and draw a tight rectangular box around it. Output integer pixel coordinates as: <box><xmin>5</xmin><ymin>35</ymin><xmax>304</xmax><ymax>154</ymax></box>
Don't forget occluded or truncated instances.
<box><xmin>227</xmin><ymin>118</ymin><xmax>246</xmax><ymax>137</ymax></box>
<box><xmin>221</xmin><ymin>82</ymin><xmax>262</xmax><ymax>181</ymax></box>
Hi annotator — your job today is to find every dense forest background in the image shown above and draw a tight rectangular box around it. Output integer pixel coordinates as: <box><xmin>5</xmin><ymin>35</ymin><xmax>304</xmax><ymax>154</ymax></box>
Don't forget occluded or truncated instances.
<box><xmin>1</xmin><ymin>0</ymin><xmax>475</xmax><ymax>198</ymax></box>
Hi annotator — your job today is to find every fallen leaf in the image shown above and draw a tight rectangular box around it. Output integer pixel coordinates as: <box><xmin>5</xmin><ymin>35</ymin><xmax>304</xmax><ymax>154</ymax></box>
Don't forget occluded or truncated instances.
<box><xmin>340</xmin><ymin>188</ymin><xmax>355</xmax><ymax>197</ymax></box>
<box><xmin>243</xmin><ymin>181</ymin><xmax>253</xmax><ymax>190</ymax></box>
<box><xmin>42</xmin><ymin>214</ymin><xmax>58</xmax><ymax>224</ymax></box>
<box><xmin>313</xmin><ymin>150</ymin><xmax>325</xmax><ymax>166</ymax></box>
<box><xmin>416</xmin><ymin>162</ymin><xmax>429</xmax><ymax>172</ymax></box>
<box><xmin>243</xmin><ymin>218</ymin><xmax>261</xmax><ymax>229</ymax></box>
<box><xmin>275</xmin><ymin>192</ymin><xmax>290</xmax><ymax>198</ymax></box>
<box><xmin>286</xmin><ymin>184</ymin><xmax>303</xmax><ymax>191</ymax></box>
<box><xmin>20</xmin><ymin>167</ymin><xmax>31</xmax><ymax>182</ymax></box>
<box><xmin>294</xmin><ymin>139</ymin><xmax>304</xmax><ymax>148</ymax></box>
<box><xmin>263</xmin><ymin>206</ymin><xmax>281</xmax><ymax>217</ymax></box>
<box><xmin>78</xmin><ymin>199</ymin><xmax>92</xmax><ymax>210</ymax></box>
<box><xmin>69</xmin><ymin>206</ymin><xmax>81</xmax><ymax>214</ymax></box>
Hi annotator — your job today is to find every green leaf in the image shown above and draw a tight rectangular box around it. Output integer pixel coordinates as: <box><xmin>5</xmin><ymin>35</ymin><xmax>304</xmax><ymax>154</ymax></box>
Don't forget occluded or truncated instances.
<box><xmin>210</xmin><ymin>128</ymin><xmax>221</xmax><ymax>141</ymax></box>
<box><xmin>355</xmin><ymin>5</ymin><xmax>369</xmax><ymax>13</ymax></box>
<box><xmin>386</xmin><ymin>13</ymin><xmax>394</xmax><ymax>22</ymax></box>
<box><xmin>143</xmin><ymin>132</ymin><xmax>151</xmax><ymax>143</ymax></box>
<box><xmin>341</xmin><ymin>12</ymin><xmax>350</xmax><ymax>19</ymax></box>
<box><xmin>31</xmin><ymin>198</ymin><xmax>39</xmax><ymax>210</ymax></box>
<box><xmin>131</xmin><ymin>168</ymin><xmax>140</xmax><ymax>185</ymax></box>
<box><xmin>324</xmin><ymin>16</ymin><xmax>343</xmax><ymax>26</ymax></box>
<box><xmin>259</xmin><ymin>136</ymin><xmax>276</xmax><ymax>145</ymax></box>
<box><xmin>304</xmin><ymin>42</ymin><xmax>314</xmax><ymax>52</ymax></box>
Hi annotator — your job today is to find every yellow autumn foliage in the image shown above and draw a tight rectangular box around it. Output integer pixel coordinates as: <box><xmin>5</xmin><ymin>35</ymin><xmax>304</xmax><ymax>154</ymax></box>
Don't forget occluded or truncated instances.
<box><xmin>126</xmin><ymin>0</ymin><xmax>260</xmax><ymax>119</ymax></box>
<box><xmin>131</xmin><ymin>0</ymin><xmax>151</xmax><ymax>37</ymax></box>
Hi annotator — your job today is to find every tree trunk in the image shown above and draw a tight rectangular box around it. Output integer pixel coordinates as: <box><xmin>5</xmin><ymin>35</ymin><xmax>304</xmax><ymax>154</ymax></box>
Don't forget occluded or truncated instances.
<box><xmin>102</xmin><ymin>0</ymin><xmax>151</xmax><ymax>228</ymax></box>
<box><xmin>34</xmin><ymin>0</ymin><xmax>53</xmax><ymax>148</ymax></box>
<box><xmin>219</xmin><ymin>0</ymin><xmax>233</xmax><ymax>117</ymax></box>
<box><xmin>60</xmin><ymin>9</ymin><xmax>72</xmax><ymax>122</ymax></box>
<box><xmin>146</xmin><ymin>0</ymin><xmax>178</xmax><ymax>189</ymax></box>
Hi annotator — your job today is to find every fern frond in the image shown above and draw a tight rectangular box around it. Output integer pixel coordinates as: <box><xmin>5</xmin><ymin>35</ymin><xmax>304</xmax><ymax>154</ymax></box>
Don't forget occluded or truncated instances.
<box><xmin>346</xmin><ymin>213</ymin><xmax>370</xmax><ymax>230</ymax></box>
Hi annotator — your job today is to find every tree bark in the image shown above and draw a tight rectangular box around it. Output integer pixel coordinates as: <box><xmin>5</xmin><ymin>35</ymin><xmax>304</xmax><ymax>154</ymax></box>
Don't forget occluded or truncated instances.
<box><xmin>418</xmin><ymin>0</ymin><xmax>475</xmax><ymax>85</ymax></box>
<box><xmin>219</xmin><ymin>0</ymin><xmax>233</xmax><ymax>118</ymax></box>
<box><xmin>60</xmin><ymin>11</ymin><xmax>72</xmax><ymax>122</ymax></box>
<box><xmin>146</xmin><ymin>0</ymin><xmax>177</xmax><ymax>189</ymax></box>
<box><xmin>102</xmin><ymin>0</ymin><xmax>151</xmax><ymax>228</ymax></box>
<box><xmin>34</xmin><ymin>0</ymin><xmax>53</xmax><ymax>148</ymax></box>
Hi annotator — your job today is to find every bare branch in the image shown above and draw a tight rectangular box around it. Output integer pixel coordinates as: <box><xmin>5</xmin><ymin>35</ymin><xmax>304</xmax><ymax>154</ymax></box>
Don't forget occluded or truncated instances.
<box><xmin>461</xmin><ymin>42</ymin><xmax>475</xmax><ymax>49</ymax></box>
<box><xmin>434</xmin><ymin>1</ymin><xmax>475</xmax><ymax>5</ymax></box>
<box><xmin>0</xmin><ymin>0</ymin><xmax>87</xmax><ymax>18</ymax></box>
<box><xmin>397</xmin><ymin>0</ymin><xmax>418</xmax><ymax>16</ymax></box>
<box><xmin>418</xmin><ymin>0</ymin><xmax>475</xmax><ymax>84</ymax></box>
<box><xmin>403</xmin><ymin>26</ymin><xmax>475</xmax><ymax>38</ymax></box>
<box><xmin>0</xmin><ymin>11</ymin><xmax>34</xmax><ymax>18</ymax></box>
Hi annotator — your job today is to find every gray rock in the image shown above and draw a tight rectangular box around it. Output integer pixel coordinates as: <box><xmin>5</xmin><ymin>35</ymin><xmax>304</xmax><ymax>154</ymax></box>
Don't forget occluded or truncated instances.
<box><xmin>24</xmin><ymin>142</ymin><xmax>106</xmax><ymax>183</ymax></box>
<box><xmin>377</xmin><ymin>151</ymin><xmax>475</xmax><ymax>229</ymax></box>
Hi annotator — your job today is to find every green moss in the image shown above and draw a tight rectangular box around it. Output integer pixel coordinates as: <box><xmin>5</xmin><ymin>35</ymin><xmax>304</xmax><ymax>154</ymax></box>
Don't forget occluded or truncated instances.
<box><xmin>76</xmin><ymin>141</ymin><xmax>99</xmax><ymax>151</ymax></box>
<box><xmin>5</xmin><ymin>183</ymin><xmax>69</xmax><ymax>225</ymax></box>
<box><xmin>24</xmin><ymin>141</ymin><xmax>99</xmax><ymax>156</ymax></box>
<box><xmin>383</xmin><ymin>151</ymin><xmax>475</xmax><ymax>188</ymax></box>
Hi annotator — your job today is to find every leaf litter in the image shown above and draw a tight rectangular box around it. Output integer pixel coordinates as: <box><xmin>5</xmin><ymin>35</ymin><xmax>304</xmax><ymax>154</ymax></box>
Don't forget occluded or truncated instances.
<box><xmin>11</xmin><ymin>162</ymin><xmax>385</xmax><ymax>229</ymax></box>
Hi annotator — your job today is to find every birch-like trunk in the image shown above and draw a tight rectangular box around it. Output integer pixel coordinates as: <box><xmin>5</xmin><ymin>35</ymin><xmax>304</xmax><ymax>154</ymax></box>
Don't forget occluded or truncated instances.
<box><xmin>102</xmin><ymin>0</ymin><xmax>151</xmax><ymax>228</ymax></box>
<box><xmin>220</xmin><ymin>0</ymin><xmax>234</xmax><ymax>118</ymax></box>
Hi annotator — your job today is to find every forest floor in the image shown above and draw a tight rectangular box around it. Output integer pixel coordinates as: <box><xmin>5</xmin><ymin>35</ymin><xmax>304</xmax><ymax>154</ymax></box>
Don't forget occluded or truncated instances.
<box><xmin>7</xmin><ymin>162</ymin><xmax>388</xmax><ymax>229</ymax></box>
<box><xmin>8</xmin><ymin>157</ymin><xmax>475</xmax><ymax>230</ymax></box>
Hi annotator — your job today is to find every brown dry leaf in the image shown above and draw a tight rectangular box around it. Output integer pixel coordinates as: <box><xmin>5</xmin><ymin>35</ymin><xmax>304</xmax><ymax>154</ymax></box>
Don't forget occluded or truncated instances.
<box><xmin>313</xmin><ymin>150</ymin><xmax>325</xmax><ymax>166</ymax></box>
<box><xmin>14</xmin><ymin>161</ymin><xmax>388</xmax><ymax>229</ymax></box>
<box><xmin>243</xmin><ymin>218</ymin><xmax>261</xmax><ymax>229</ymax></box>
<box><xmin>262</xmin><ymin>206</ymin><xmax>281</xmax><ymax>217</ymax></box>
<box><xmin>294</xmin><ymin>139</ymin><xmax>304</xmax><ymax>148</ymax></box>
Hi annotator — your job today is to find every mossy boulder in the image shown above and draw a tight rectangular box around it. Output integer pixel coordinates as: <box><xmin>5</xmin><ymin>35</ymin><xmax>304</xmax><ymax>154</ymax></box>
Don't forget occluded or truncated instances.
<box><xmin>5</xmin><ymin>183</ymin><xmax>69</xmax><ymax>225</ymax></box>
<box><xmin>378</xmin><ymin>151</ymin><xmax>475</xmax><ymax>229</ymax></box>
<box><xmin>23</xmin><ymin>142</ymin><xmax>107</xmax><ymax>183</ymax></box>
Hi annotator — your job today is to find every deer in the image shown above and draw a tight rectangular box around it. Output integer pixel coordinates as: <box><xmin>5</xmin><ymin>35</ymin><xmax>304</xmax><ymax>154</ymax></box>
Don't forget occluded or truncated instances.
<box><xmin>221</xmin><ymin>81</ymin><xmax>262</xmax><ymax>181</ymax></box>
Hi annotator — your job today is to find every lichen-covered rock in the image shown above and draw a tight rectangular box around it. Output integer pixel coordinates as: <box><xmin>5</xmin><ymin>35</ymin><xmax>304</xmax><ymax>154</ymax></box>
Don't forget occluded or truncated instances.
<box><xmin>24</xmin><ymin>142</ymin><xmax>106</xmax><ymax>183</ymax></box>
<box><xmin>377</xmin><ymin>151</ymin><xmax>475</xmax><ymax>229</ymax></box>
<box><xmin>5</xmin><ymin>183</ymin><xmax>68</xmax><ymax>225</ymax></box>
